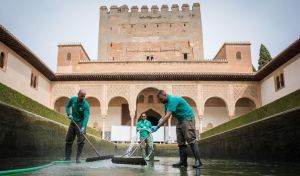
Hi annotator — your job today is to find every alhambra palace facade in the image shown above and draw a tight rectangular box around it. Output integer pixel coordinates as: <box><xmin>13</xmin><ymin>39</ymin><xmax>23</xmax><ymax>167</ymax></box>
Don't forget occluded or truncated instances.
<box><xmin>1</xmin><ymin>3</ymin><xmax>299</xmax><ymax>142</ymax></box>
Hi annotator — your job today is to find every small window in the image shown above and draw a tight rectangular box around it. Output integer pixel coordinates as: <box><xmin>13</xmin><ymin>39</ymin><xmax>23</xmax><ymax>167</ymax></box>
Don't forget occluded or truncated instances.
<box><xmin>170</xmin><ymin>24</ymin><xmax>172</xmax><ymax>27</ymax></box>
<box><xmin>184</xmin><ymin>23</ymin><xmax>186</xmax><ymax>27</ymax></box>
<box><xmin>30</xmin><ymin>72</ymin><xmax>38</xmax><ymax>89</ymax></box>
<box><xmin>138</xmin><ymin>95</ymin><xmax>144</xmax><ymax>103</ymax></box>
<box><xmin>66</xmin><ymin>52</ymin><xmax>71</xmax><ymax>61</ymax></box>
<box><xmin>148</xmin><ymin>95</ymin><xmax>154</xmax><ymax>103</ymax></box>
<box><xmin>110</xmin><ymin>43</ymin><xmax>113</xmax><ymax>47</ymax></box>
<box><xmin>146</xmin><ymin>56</ymin><xmax>150</xmax><ymax>61</ymax></box>
<box><xmin>280</xmin><ymin>73</ymin><xmax>285</xmax><ymax>87</ymax></box>
<box><xmin>110</xmin><ymin>27</ymin><xmax>112</xmax><ymax>31</ymax></box>
<box><xmin>150</xmin><ymin>56</ymin><xmax>154</xmax><ymax>61</ymax></box>
<box><xmin>131</xmin><ymin>24</ymin><xmax>134</xmax><ymax>28</ymax></box>
<box><xmin>236</xmin><ymin>51</ymin><xmax>242</xmax><ymax>60</ymax></box>
<box><xmin>144</xmin><ymin>25</ymin><xmax>147</xmax><ymax>28</ymax></box>
<box><xmin>183</xmin><ymin>53</ymin><xmax>188</xmax><ymax>60</ymax></box>
<box><xmin>157</xmin><ymin>24</ymin><xmax>159</xmax><ymax>27</ymax></box>
<box><xmin>0</xmin><ymin>52</ymin><xmax>5</xmax><ymax>69</ymax></box>
<box><xmin>274</xmin><ymin>72</ymin><xmax>285</xmax><ymax>91</ymax></box>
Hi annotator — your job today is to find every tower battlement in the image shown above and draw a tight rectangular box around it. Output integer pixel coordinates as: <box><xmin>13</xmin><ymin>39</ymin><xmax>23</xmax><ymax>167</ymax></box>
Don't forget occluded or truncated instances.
<box><xmin>98</xmin><ymin>3</ymin><xmax>204</xmax><ymax>61</ymax></box>
<box><xmin>100</xmin><ymin>3</ymin><xmax>200</xmax><ymax>14</ymax></box>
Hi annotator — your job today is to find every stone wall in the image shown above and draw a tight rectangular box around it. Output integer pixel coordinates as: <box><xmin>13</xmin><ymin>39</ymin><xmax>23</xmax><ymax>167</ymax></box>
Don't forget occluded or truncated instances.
<box><xmin>198</xmin><ymin>107</ymin><xmax>300</xmax><ymax>162</ymax></box>
<box><xmin>0</xmin><ymin>102</ymin><xmax>115</xmax><ymax>159</ymax></box>
<box><xmin>98</xmin><ymin>3</ymin><xmax>204</xmax><ymax>61</ymax></box>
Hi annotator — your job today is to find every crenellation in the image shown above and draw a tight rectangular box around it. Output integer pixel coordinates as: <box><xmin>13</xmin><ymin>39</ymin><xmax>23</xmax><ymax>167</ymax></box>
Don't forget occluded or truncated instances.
<box><xmin>131</xmin><ymin>6</ymin><xmax>138</xmax><ymax>13</ymax></box>
<box><xmin>120</xmin><ymin>5</ymin><xmax>129</xmax><ymax>13</ymax></box>
<box><xmin>192</xmin><ymin>3</ymin><xmax>200</xmax><ymax>13</ymax></box>
<box><xmin>171</xmin><ymin>4</ymin><xmax>179</xmax><ymax>11</ymax></box>
<box><xmin>109</xmin><ymin>5</ymin><xmax>118</xmax><ymax>14</ymax></box>
<box><xmin>102</xmin><ymin>4</ymin><xmax>198</xmax><ymax>14</ymax></box>
<box><xmin>141</xmin><ymin>5</ymin><xmax>149</xmax><ymax>13</ymax></box>
<box><xmin>151</xmin><ymin>5</ymin><xmax>159</xmax><ymax>13</ymax></box>
<box><xmin>181</xmin><ymin>4</ymin><xmax>190</xmax><ymax>12</ymax></box>
<box><xmin>161</xmin><ymin>5</ymin><xmax>169</xmax><ymax>12</ymax></box>
<box><xmin>100</xmin><ymin>6</ymin><xmax>108</xmax><ymax>12</ymax></box>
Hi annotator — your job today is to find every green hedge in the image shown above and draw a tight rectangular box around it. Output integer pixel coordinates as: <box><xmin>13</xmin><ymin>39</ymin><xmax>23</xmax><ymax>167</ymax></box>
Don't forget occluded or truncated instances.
<box><xmin>0</xmin><ymin>82</ymin><xmax>100</xmax><ymax>137</ymax></box>
<box><xmin>201</xmin><ymin>89</ymin><xmax>300</xmax><ymax>139</ymax></box>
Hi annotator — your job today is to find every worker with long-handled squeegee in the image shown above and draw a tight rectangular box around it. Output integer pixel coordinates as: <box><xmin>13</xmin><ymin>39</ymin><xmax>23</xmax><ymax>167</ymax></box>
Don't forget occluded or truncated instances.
<box><xmin>136</xmin><ymin>112</ymin><xmax>154</xmax><ymax>161</ymax></box>
<box><xmin>64</xmin><ymin>89</ymin><xmax>90</xmax><ymax>163</ymax></box>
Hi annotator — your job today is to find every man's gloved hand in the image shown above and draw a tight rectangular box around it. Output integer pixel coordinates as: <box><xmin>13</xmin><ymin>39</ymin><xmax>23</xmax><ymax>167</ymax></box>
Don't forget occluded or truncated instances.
<box><xmin>80</xmin><ymin>127</ymin><xmax>86</xmax><ymax>135</ymax></box>
<box><xmin>68</xmin><ymin>114</ymin><xmax>73</xmax><ymax>120</ymax></box>
<box><xmin>151</xmin><ymin>126</ymin><xmax>159</xmax><ymax>133</ymax></box>
<box><xmin>138</xmin><ymin>128</ymin><xmax>142</xmax><ymax>131</ymax></box>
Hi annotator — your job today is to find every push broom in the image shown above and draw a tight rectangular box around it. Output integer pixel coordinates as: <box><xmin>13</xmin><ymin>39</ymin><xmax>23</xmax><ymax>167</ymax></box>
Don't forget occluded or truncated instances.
<box><xmin>111</xmin><ymin>129</ymin><xmax>154</xmax><ymax>165</ymax></box>
<box><xmin>71</xmin><ymin>118</ymin><xmax>113</xmax><ymax>162</ymax></box>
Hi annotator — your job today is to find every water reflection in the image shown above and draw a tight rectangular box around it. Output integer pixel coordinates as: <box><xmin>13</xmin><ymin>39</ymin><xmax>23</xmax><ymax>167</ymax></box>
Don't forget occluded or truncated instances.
<box><xmin>1</xmin><ymin>157</ymin><xmax>300</xmax><ymax>176</ymax></box>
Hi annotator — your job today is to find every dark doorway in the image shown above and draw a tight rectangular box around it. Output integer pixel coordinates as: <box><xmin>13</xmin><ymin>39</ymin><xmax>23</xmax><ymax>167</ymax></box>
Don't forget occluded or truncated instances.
<box><xmin>140</xmin><ymin>109</ymin><xmax>161</xmax><ymax>126</ymax></box>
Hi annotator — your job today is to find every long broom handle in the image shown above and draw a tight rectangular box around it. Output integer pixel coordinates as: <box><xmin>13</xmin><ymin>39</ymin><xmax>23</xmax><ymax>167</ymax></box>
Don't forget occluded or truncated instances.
<box><xmin>70</xmin><ymin>118</ymin><xmax>101</xmax><ymax>157</ymax></box>
<box><xmin>127</xmin><ymin>129</ymin><xmax>152</xmax><ymax>158</ymax></box>
<box><xmin>127</xmin><ymin>137</ymin><xmax>148</xmax><ymax>158</ymax></box>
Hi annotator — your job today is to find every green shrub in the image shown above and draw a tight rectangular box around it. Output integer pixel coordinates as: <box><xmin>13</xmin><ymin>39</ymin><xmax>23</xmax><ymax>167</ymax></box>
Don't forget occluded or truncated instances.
<box><xmin>201</xmin><ymin>89</ymin><xmax>300</xmax><ymax>139</ymax></box>
<box><xmin>0</xmin><ymin>82</ymin><xmax>100</xmax><ymax>137</ymax></box>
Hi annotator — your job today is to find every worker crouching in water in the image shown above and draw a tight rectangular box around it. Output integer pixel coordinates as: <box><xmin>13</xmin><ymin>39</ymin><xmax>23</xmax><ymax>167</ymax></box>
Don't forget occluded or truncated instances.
<box><xmin>152</xmin><ymin>90</ymin><xmax>202</xmax><ymax>168</ymax></box>
<box><xmin>136</xmin><ymin>113</ymin><xmax>154</xmax><ymax>160</ymax></box>
<box><xmin>64</xmin><ymin>89</ymin><xmax>90</xmax><ymax>163</ymax></box>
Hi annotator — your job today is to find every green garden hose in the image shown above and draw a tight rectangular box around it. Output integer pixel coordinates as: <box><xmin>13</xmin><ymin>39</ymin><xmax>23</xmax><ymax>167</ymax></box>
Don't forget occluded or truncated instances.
<box><xmin>0</xmin><ymin>160</ymin><xmax>75</xmax><ymax>175</ymax></box>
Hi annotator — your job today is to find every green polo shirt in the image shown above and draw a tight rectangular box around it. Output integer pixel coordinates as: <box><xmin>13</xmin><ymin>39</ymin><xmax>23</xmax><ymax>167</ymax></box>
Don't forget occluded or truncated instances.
<box><xmin>164</xmin><ymin>95</ymin><xmax>195</xmax><ymax>121</ymax></box>
<box><xmin>136</xmin><ymin>119</ymin><xmax>152</xmax><ymax>138</ymax></box>
<box><xmin>65</xmin><ymin>96</ymin><xmax>90</xmax><ymax>129</ymax></box>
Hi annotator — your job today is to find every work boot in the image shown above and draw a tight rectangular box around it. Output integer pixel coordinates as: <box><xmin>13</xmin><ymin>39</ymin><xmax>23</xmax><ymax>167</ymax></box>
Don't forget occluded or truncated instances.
<box><xmin>172</xmin><ymin>145</ymin><xmax>188</xmax><ymax>168</ymax></box>
<box><xmin>64</xmin><ymin>143</ymin><xmax>72</xmax><ymax>161</ymax></box>
<box><xmin>76</xmin><ymin>144</ymin><xmax>84</xmax><ymax>164</ymax></box>
<box><xmin>189</xmin><ymin>143</ymin><xmax>203</xmax><ymax>168</ymax></box>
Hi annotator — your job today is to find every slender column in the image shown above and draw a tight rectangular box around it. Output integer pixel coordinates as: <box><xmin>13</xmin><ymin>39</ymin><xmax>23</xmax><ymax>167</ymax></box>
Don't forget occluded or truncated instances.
<box><xmin>130</xmin><ymin>114</ymin><xmax>135</xmax><ymax>144</ymax></box>
<box><xmin>101</xmin><ymin>115</ymin><xmax>107</xmax><ymax>140</ymax></box>
<box><xmin>199</xmin><ymin>114</ymin><xmax>203</xmax><ymax>133</ymax></box>
<box><xmin>168</xmin><ymin>117</ymin><xmax>171</xmax><ymax>143</ymax></box>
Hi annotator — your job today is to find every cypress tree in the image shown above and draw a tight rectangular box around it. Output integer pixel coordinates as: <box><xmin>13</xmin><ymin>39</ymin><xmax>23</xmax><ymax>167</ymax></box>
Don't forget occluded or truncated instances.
<box><xmin>258</xmin><ymin>44</ymin><xmax>272</xmax><ymax>70</ymax></box>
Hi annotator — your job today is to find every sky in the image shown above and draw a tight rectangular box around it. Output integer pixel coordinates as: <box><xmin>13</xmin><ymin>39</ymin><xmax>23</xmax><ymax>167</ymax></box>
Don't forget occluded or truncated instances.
<box><xmin>0</xmin><ymin>0</ymin><xmax>299</xmax><ymax>72</ymax></box>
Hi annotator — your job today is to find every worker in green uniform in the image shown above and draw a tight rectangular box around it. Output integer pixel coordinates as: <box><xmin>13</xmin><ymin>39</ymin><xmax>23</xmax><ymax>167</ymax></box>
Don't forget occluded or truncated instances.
<box><xmin>152</xmin><ymin>90</ymin><xmax>202</xmax><ymax>168</ymax></box>
<box><xmin>136</xmin><ymin>112</ymin><xmax>154</xmax><ymax>160</ymax></box>
<box><xmin>64</xmin><ymin>89</ymin><xmax>90</xmax><ymax>163</ymax></box>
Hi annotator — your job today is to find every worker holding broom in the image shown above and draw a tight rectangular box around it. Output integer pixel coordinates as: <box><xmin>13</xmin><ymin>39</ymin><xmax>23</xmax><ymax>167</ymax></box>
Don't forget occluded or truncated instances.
<box><xmin>136</xmin><ymin>112</ymin><xmax>154</xmax><ymax>160</ymax></box>
<box><xmin>64</xmin><ymin>89</ymin><xmax>90</xmax><ymax>163</ymax></box>
<box><xmin>152</xmin><ymin>90</ymin><xmax>202</xmax><ymax>168</ymax></box>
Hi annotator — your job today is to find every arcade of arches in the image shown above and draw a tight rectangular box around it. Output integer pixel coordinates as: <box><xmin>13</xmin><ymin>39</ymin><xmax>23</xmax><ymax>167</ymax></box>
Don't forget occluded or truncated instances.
<box><xmin>52</xmin><ymin>83</ymin><xmax>260</xmax><ymax>140</ymax></box>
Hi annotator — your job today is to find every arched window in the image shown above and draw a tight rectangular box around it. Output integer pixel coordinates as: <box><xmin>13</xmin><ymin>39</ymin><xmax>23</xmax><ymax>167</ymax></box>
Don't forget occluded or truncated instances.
<box><xmin>138</xmin><ymin>95</ymin><xmax>144</xmax><ymax>103</ymax></box>
<box><xmin>148</xmin><ymin>95</ymin><xmax>154</xmax><ymax>103</ymax></box>
<box><xmin>0</xmin><ymin>52</ymin><xmax>5</xmax><ymax>69</ymax></box>
<box><xmin>236</xmin><ymin>51</ymin><xmax>242</xmax><ymax>60</ymax></box>
<box><xmin>67</xmin><ymin>52</ymin><xmax>71</xmax><ymax>61</ymax></box>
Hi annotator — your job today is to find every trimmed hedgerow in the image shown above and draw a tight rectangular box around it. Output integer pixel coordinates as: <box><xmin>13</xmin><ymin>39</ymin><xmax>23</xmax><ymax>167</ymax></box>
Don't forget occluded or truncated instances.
<box><xmin>0</xmin><ymin>82</ymin><xmax>100</xmax><ymax>137</ymax></box>
<box><xmin>201</xmin><ymin>89</ymin><xmax>300</xmax><ymax>139</ymax></box>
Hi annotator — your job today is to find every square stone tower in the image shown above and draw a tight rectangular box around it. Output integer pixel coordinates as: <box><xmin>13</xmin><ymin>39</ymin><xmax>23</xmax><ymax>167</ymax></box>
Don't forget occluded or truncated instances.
<box><xmin>98</xmin><ymin>3</ymin><xmax>204</xmax><ymax>61</ymax></box>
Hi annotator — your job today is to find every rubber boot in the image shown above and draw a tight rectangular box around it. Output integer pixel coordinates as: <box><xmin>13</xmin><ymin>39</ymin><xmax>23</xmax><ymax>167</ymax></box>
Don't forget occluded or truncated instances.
<box><xmin>190</xmin><ymin>143</ymin><xmax>203</xmax><ymax>168</ymax></box>
<box><xmin>64</xmin><ymin>143</ymin><xmax>72</xmax><ymax>161</ymax></box>
<box><xmin>76</xmin><ymin>144</ymin><xmax>84</xmax><ymax>163</ymax></box>
<box><xmin>172</xmin><ymin>145</ymin><xmax>188</xmax><ymax>168</ymax></box>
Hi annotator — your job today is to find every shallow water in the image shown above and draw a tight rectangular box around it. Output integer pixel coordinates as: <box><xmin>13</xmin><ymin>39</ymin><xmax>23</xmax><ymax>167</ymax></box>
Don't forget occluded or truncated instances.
<box><xmin>1</xmin><ymin>157</ymin><xmax>300</xmax><ymax>176</ymax></box>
